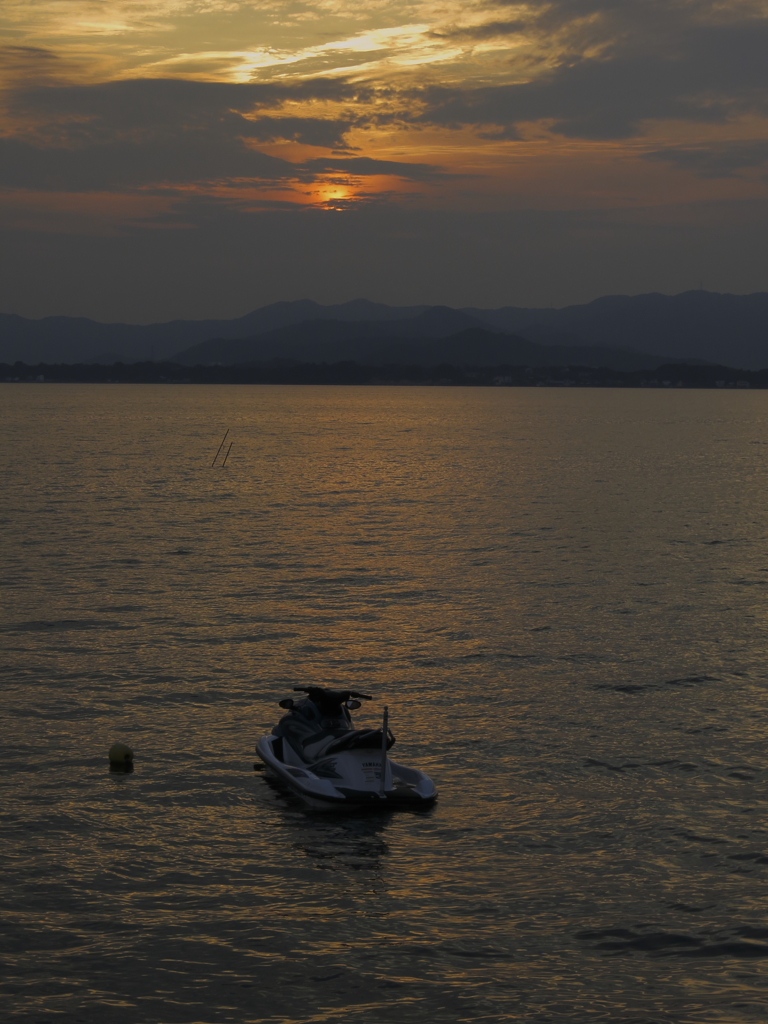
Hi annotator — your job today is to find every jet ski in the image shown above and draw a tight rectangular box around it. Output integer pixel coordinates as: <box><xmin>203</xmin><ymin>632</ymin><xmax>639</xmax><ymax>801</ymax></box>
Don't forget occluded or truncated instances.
<box><xmin>256</xmin><ymin>686</ymin><xmax>437</xmax><ymax>811</ymax></box>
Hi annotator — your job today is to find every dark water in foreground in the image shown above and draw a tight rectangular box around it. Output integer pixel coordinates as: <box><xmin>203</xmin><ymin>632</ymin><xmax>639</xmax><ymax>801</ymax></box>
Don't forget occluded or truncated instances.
<box><xmin>1</xmin><ymin>383</ymin><xmax>767</xmax><ymax>1024</ymax></box>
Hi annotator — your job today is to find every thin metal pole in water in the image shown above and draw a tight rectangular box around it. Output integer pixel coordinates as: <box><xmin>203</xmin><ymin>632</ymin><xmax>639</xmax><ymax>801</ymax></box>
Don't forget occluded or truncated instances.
<box><xmin>221</xmin><ymin>442</ymin><xmax>234</xmax><ymax>467</ymax></box>
<box><xmin>211</xmin><ymin>429</ymin><xmax>229</xmax><ymax>467</ymax></box>
<box><xmin>379</xmin><ymin>706</ymin><xmax>388</xmax><ymax>795</ymax></box>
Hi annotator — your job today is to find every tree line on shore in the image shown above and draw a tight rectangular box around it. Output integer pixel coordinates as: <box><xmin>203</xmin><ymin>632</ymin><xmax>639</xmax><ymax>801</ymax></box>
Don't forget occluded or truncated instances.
<box><xmin>1</xmin><ymin>360</ymin><xmax>763</xmax><ymax>388</ymax></box>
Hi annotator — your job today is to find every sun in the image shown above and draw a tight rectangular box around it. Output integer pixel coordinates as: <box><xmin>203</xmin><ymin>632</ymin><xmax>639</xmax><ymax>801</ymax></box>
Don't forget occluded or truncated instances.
<box><xmin>312</xmin><ymin>182</ymin><xmax>357</xmax><ymax>208</ymax></box>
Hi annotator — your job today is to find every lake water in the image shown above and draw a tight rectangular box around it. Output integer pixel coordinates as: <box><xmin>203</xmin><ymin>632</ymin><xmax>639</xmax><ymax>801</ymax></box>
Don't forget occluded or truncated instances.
<box><xmin>1</xmin><ymin>383</ymin><xmax>767</xmax><ymax>1024</ymax></box>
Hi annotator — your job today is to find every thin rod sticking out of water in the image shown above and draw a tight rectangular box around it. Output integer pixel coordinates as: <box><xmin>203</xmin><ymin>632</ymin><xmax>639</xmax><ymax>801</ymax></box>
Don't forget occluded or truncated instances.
<box><xmin>211</xmin><ymin>429</ymin><xmax>229</xmax><ymax>467</ymax></box>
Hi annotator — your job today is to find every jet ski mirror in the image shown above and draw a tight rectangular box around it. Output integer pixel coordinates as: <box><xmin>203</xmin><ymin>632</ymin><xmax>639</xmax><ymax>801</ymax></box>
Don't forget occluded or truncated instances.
<box><xmin>278</xmin><ymin>698</ymin><xmax>295</xmax><ymax>709</ymax></box>
<box><xmin>345</xmin><ymin>700</ymin><xmax>361</xmax><ymax>710</ymax></box>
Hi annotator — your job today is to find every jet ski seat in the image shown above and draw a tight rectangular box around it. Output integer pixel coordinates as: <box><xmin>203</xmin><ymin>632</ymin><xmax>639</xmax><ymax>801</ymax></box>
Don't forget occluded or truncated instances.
<box><xmin>325</xmin><ymin>728</ymin><xmax>395</xmax><ymax>755</ymax></box>
<box><xmin>296</xmin><ymin>727</ymin><xmax>395</xmax><ymax>762</ymax></box>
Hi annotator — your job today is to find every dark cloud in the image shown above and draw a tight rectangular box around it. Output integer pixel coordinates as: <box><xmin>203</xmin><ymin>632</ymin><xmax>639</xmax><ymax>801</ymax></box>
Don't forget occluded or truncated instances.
<box><xmin>0</xmin><ymin>135</ymin><xmax>444</xmax><ymax>193</ymax></box>
<box><xmin>2</xmin><ymin>79</ymin><xmax>369</xmax><ymax>188</ymax></box>
<box><xmin>6</xmin><ymin>77</ymin><xmax>367</xmax><ymax>140</ymax></box>
<box><xmin>0</xmin><ymin>77</ymin><xmax>389</xmax><ymax>190</ymax></box>
<box><xmin>644</xmin><ymin>140</ymin><xmax>768</xmax><ymax>178</ymax></box>
<box><xmin>0</xmin><ymin>134</ymin><xmax>297</xmax><ymax>190</ymax></box>
<box><xmin>475</xmin><ymin>125</ymin><xmax>523</xmax><ymax>141</ymax></box>
<box><xmin>428</xmin><ymin>20</ymin><xmax>527</xmax><ymax>42</ymax></box>
<box><xmin>414</xmin><ymin>21</ymin><xmax>768</xmax><ymax>139</ymax></box>
<box><xmin>413</xmin><ymin>1</ymin><xmax>768</xmax><ymax>139</ymax></box>
<box><xmin>0</xmin><ymin>45</ymin><xmax>69</xmax><ymax>86</ymax></box>
<box><xmin>244</xmin><ymin>116</ymin><xmax>354</xmax><ymax>149</ymax></box>
<box><xmin>486</xmin><ymin>0</ymin><xmax>754</xmax><ymax>50</ymax></box>
<box><xmin>427</xmin><ymin>0</ymin><xmax>757</xmax><ymax>66</ymax></box>
<box><xmin>0</xmin><ymin>45</ymin><xmax>62</xmax><ymax>71</ymax></box>
<box><xmin>0</xmin><ymin>131</ymin><xmax>449</xmax><ymax>191</ymax></box>
<box><xmin>7</xmin><ymin>77</ymin><xmax>368</xmax><ymax>126</ymax></box>
<box><xmin>300</xmin><ymin>156</ymin><xmax>449</xmax><ymax>182</ymax></box>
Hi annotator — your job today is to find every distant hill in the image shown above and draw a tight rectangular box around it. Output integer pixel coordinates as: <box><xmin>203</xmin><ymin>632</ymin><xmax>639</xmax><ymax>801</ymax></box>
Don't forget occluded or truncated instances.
<box><xmin>464</xmin><ymin>291</ymin><xmax>768</xmax><ymax>368</ymax></box>
<box><xmin>361</xmin><ymin>330</ymin><xmax>670</xmax><ymax>371</ymax></box>
<box><xmin>172</xmin><ymin>307</ymin><xmax>484</xmax><ymax>365</ymax></box>
<box><xmin>173</xmin><ymin>323</ymin><xmax>669</xmax><ymax>371</ymax></box>
<box><xmin>0</xmin><ymin>299</ymin><xmax>430</xmax><ymax>365</ymax></box>
<box><xmin>1</xmin><ymin>291</ymin><xmax>766</xmax><ymax>367</ymax></box>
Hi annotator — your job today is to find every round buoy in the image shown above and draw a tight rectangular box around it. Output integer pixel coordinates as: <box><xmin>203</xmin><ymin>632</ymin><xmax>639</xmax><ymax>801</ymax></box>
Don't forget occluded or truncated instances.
<box><xmin>109</xmin><ymin>742</ymin><xmax>134</xmax><ymax>771</ymax></box>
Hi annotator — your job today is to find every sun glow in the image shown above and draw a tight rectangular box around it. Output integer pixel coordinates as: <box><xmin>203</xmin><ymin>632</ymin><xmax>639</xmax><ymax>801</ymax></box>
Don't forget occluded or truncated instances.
<box><xmin>310</xmin><ymin>182</ymin><xmax>358</xmax><ymax>207</ymax></box>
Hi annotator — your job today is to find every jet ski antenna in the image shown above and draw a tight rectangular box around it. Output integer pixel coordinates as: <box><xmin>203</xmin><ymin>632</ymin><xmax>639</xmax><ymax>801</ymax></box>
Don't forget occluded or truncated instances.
<box><xmin>380</xmin><ymin>706</ymin><xmax>388</xmax><ymax>795</ymax></box>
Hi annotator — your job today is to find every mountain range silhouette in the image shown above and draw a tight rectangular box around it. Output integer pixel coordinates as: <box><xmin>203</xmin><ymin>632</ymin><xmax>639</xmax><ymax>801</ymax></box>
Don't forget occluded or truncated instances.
<box><xmin>2</xmin><ymin>292</ymin><xmax>767</xmax><ymax>369</ymax></box>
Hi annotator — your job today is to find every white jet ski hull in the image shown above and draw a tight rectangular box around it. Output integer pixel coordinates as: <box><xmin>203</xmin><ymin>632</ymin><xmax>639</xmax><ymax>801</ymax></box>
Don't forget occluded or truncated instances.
<box><xmin>256</xmin><ymin>734</ymin><xmax>437</xmax><ymax>811</ymax></box>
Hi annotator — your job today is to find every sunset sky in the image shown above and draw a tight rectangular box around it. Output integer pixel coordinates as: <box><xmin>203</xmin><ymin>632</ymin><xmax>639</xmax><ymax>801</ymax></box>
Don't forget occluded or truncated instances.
<box><xmin>2</xmin><ymin>0</ymin><xmax>767</xmax><ymax>321</ymax></box>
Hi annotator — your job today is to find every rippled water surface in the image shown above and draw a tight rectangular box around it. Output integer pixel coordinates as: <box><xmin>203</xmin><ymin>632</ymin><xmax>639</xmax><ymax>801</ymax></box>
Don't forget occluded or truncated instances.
<box><xmin>2</xmin><ymin>383</ymin><xmax>768</xmax><ymax>1023</ymax></box>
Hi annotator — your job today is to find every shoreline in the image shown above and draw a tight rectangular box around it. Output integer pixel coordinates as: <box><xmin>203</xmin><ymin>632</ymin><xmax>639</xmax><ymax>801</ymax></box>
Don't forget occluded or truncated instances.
<box><xmin>1</xmin><ymin>361</ymin><xmax>762</xmax><ymax>389</ymax></box>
